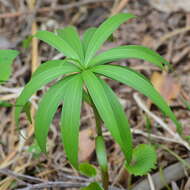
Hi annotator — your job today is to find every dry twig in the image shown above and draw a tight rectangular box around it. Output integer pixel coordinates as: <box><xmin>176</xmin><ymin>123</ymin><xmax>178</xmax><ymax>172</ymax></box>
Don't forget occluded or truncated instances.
<box><xmin>159</xmin><ymin>25</ymin><xmax>190</xmax><ymax>43</ymax></box>
<box><xmin>111</xmin><ymin>0</ymin><xmax>129</xmax><ymax>15</ymax></box>
<box><xmin>16</xmin><ymin>181</ymin><xmax>87</xmax><ymax>190</ymax></box>
<box><xmin>0</xmin><ymin>169</ymin><xmax>45</xmax><ymax>183</ymax></box>
<box><xmin>133</xmin><ymin>93</ymin><xmax>190</xmax><ymax>151</ymax></box>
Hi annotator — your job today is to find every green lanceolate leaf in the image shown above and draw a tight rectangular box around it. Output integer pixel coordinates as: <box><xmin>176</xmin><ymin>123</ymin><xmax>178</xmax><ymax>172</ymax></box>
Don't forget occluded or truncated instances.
<box><xmin>15</xmin><ymin>63</ymin><xmax>80</xmax><ymax>127</ymax></box>
<box><xmin>57</xmin><ymin>26</ymin><xmax>84</xmax><ymax>61</ymax></box>
<box><xmin>35</xmin><ymin>76</ymin><xmax>73</xmax><ymax>152</ymax></box>
<box><xmin>0</xmin><ymin>50</ymin><xmax>19</xmax><ymax>84</ymax></box>
<box><xmin>92</xmin><ymin>65</ymin><xmax>182</xmax><ymax>133</ymax></box>
<box><xmin>96</xmin><ymin>136</ymin><xmax>108</xmax><ymax>172</ymax></box>
<box><xmin>79</xmin><ymin>163</ymin><xmax>97</xmax><ymax>177</ymax></box>
<box><xmin>0</xmin><ymin>65</ymin><xmax>13</xmax><ymax>84</ymax></box>
<box><xmin>34</xmin><ymin>31</ymin><xmax>79</xmax><ymax>60</ymax></box>
<box><xmin>84</xmin><ymin>13</ymin><xmax>135</xmax><ymax>65</ymax></box>
<box><xmin>82</xmin><ymin>27</ymin><xmax>96</xmax><ymax>53</ymax></box>
<box><xmin>100</xmin><ymin>79</ymin><xmax>132</xmax><ymax>163</ymax></box>
<box><xmin>82</xmin><ymin>70</ymin><xmax>132</xmax><ymax>163</ymax></box>
<box><xmin>89</xmin><ymin>45</ymin><xmax>169</xmax><ymax>69</ymax></box>
<box><xmin>125</xmin><ymin>144</ymin><xmax>157</xmax><ymax>176</ymax></box>
<box><xmin>80</xmin><ymin>182</ymin><xmax>103</xmax><ymax>190</ymax></box>
<box><xmin>61</xmin><ymin>74</ymin><xmax>83</xmax><ymax>169</ymax></box>
<box><xmin>0</xmin><ymin>49</ymin><xmax>19</xmax><ymax>61</ymax></box>
<box><xmin>32</xmin><ymin>60</ymin><xmax>71</xmax><ymax>77</ymax></box>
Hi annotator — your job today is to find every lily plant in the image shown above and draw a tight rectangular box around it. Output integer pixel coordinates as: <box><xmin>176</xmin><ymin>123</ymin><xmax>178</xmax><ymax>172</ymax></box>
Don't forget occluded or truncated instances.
<box><xmin>15</xmin><ymin>13</ymin><xmax>181</xmax><ymax>190</ymax></box>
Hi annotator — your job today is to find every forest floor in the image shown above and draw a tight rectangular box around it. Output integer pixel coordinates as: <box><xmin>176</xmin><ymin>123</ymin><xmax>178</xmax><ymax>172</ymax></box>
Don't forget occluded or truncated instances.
<box><xmin>0</xmin><ymin>0</ymin><xmax>190</xmax><ymax>189</ymax></box>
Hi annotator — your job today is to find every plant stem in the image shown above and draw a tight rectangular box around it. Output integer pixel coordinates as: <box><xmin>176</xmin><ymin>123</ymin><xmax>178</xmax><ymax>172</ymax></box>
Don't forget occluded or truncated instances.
<box><xmin>85</xmin><ymin>90</ymin><xmax>109</xmax><ymax>190</ymax></box>
<box><xmin>101</xmin><ymin>168</ymin><xmax>109</xmax><ymax>190</ymax></box>
<box><xmin>94</xmin><ymin>107</ymin><xmax>102</xmax><ymax>136</ymax></box>
<box><xmin>94</xmin><ymin>109</ymin><xmax>109</xmax><ymax>190</ymax></box>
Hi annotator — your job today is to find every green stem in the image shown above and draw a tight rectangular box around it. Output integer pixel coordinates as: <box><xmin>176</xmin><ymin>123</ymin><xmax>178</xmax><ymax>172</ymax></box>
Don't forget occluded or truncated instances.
<box><xmin>101</xmin><ymin>168</ymin><xmax>109</xmax><ymax>190</ymax></box>
<box><xmin>94</xmin><ymin>107</ymin><xmax>102</xmax><ymax>136</ymax></box>
<box><xmin>95</xmin><ymin>135</ymin><xmax>109</xmax><ymax>190</ymax></box>
<box><xmin>85</xmin><ymin>90</ymin><xmax>109</xmax><ymax>190</ymax></box>
<box><xmin>94</xmin><ymin>111</ymin><xmax>109</xmax><ymax>190</ymax></box>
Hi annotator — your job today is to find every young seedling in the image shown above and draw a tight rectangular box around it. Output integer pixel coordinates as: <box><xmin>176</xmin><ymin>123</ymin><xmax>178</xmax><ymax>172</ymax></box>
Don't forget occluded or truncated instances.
<box><xmin>0</xmin><ymin>49</ymin><xmax>19</xmax><ymax>84</ymax></box>
<box><xmin>0</xmin><ymin>49</ymin><xmax>19</xmax><ymax>107</ymax></box>
<box><xmin>15</xmin><ymin>13</ymin><xmax>181</xmax><ymax>190</ymax></box>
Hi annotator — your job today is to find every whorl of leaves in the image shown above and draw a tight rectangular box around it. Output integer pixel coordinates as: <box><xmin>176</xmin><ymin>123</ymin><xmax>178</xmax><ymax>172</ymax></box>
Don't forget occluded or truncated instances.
<box><xmin>15</xmin><ymin>13</ymin><xmax>180</xmax><ymax>175</ymax></box>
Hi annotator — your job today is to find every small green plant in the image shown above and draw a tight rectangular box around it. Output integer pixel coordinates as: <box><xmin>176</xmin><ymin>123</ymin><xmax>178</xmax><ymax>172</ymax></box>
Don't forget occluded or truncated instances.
<box><xmin>0</xmin><ymin>50</ymin><xmax>32</xmax><ymax>117</ymax></box>
<box><xmin>0</xmin><ymin>49</ymin><xmax>19</xmax><ymax>107</ymax></box>
<box><xmin>15</xmin><ymin>13</ymin><xmax>181</xmax><ymax>189</ymax></box>
<box><xmin>0</xmin><ymin>49</ymin><xmax>18</xmax><ymax>84</ymax></box>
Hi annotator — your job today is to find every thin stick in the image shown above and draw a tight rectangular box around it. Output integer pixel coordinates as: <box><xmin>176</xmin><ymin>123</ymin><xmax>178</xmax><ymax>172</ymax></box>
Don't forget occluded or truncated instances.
<box><xmin>147</xmin><ymin>174</ymin><xmax>156</xmax><ymax>190</ymax></box>
<box><xmin>104</xmin><ymin>129</ymin><xmax>181</xmax><ymax>144</ymax></box>
<box><xmin>133</xmin><ymin>93</ymin><xmax>190</xmax><ymax>151</ymax></box>
<box><xmin>16</xmin><ymin>181</ymin><xmax>88</xmax><ymax>190</ymax></box>
<box><xmin>17</xmin><ymin>183</ymin><xmax>122</xmax><ymax>190</ymax></box>
<box><xmin>159</xmin><ymin>25</ymin><xmax>190</xmax><ymax>43</ymax></box>
<box><xmin>27</xmin><ymin>0</ymin><xmax>39</xmax><ymax>137</ymax></box>
<box><xmin>111</xmin><ymin>0</ymin><xmax>129</xmax><ymax>15</ymax></box>
<box><xmin>131</xmin><ymin>129</ymin><xmax>182</xmax><ymax>144</ymax></box>
<box><xmin>0</xmin><ymin>169</ymin><xmax>45</xmax><ymax>183</ymax></box>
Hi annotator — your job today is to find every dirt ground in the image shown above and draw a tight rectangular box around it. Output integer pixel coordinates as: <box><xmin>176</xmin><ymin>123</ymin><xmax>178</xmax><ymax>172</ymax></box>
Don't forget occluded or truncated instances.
<box><xmin>0</xmin><ymin>0</ymin><xmax>190</xmax><ymax>190</ymax></box>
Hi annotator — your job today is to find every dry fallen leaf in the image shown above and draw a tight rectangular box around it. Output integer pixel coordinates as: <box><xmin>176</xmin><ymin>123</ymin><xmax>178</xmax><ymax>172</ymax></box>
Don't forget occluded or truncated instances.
<box><xmin>78</xmin><ymin>128</ymin><xmax>95</xmax><ymax>162</ymax></box>
<box><xmin>151</xmin><ymin>72</ymin><xmax>180</xmax><ymax>104</ymax></box>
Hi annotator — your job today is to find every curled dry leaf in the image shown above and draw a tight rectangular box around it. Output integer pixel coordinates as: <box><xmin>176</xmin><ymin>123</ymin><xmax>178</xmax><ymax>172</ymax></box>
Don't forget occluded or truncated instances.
<box><xmin>78</xmin><ymin>128</ymin><xmax>95</xmax><ymax>162</ymax></box>
<box><xmin>151</xmin><ymin>72</ymin><xmax>180</xmax><ymax>104</ymax></box>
